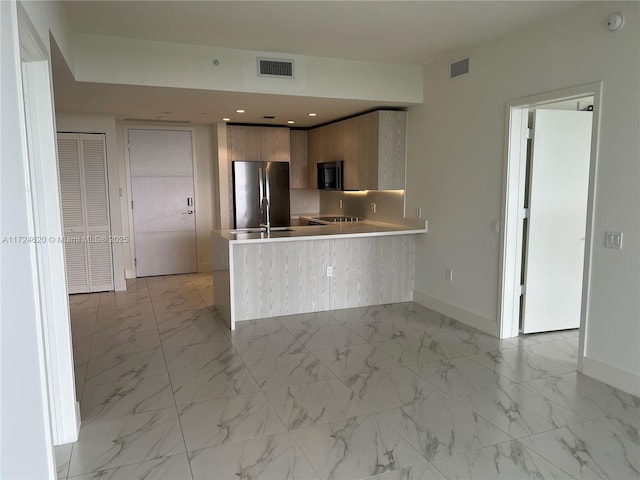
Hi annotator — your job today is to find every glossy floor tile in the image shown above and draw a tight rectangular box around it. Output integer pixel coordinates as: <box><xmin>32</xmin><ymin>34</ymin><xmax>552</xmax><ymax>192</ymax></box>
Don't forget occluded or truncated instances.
<box><xmin>64</xmin><ymin>274</ymin><xmax>639</xmax><ymax>480</ymax></box>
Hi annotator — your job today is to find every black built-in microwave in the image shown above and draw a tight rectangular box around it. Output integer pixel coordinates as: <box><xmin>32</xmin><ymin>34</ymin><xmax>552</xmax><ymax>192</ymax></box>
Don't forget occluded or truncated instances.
<box><xmin>317</xmin><ymin>161</ymin><xmax>343</xmax><ymax>190</ymax></box>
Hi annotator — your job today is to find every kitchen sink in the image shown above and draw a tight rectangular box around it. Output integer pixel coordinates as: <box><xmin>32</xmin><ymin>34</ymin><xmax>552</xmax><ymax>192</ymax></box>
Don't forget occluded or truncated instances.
<box><xmin>230</xmin><ymin>227</ymin><xmax>295</xmax><ymax>234</ymax></box>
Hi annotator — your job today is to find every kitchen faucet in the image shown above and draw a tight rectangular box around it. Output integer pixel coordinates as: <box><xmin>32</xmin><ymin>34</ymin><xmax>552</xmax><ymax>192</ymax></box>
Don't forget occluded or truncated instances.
<box><xmin>260</xmin><ymin>197</ymin><xmax>271</xmax><ymax>234</ymax></box>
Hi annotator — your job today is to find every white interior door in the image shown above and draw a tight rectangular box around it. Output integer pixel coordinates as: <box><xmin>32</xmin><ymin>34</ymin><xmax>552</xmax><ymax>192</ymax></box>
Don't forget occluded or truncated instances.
<box><xmin>522</xmin><ymin>109</ymin><xmax>592</xmax><ymax>333</ymax></box>
<box><xmin>129</xmin><ymin>129</ymin><xmax>196</xmax><ymax>277</ymax></box>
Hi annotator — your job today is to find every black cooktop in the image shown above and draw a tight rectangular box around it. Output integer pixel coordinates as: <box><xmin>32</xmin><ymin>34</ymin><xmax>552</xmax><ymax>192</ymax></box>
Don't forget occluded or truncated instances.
<box><xmin>315</xmin><ymin>215</ymin><xmax>362</xmax><ymax>222</ymax></box>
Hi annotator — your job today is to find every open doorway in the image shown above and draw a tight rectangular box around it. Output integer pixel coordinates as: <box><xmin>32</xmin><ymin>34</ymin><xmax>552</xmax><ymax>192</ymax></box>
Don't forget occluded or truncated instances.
<box><xmin>499</xmin><ymin>82</ymin><xmax>602</xmax><ymax>374</ymax></box>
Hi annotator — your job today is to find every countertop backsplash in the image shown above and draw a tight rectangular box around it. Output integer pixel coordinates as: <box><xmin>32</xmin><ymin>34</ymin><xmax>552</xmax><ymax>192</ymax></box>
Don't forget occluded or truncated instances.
<box><xmin>319</xmin><ymin>189</ymin><xmax>406</xmax><ymax>225</ymax></box>
<box><xmin>290</xmin><ymin>189</ymin><xmax>320</xmax><ymax>215</ymax></box>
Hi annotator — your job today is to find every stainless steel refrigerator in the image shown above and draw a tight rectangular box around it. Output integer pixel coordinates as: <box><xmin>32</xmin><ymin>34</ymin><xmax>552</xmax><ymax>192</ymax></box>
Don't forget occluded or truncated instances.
<box><xmin>232</xmin><ymin>161</ymin><xmax>290</xmax><ymax>229</ymax></box>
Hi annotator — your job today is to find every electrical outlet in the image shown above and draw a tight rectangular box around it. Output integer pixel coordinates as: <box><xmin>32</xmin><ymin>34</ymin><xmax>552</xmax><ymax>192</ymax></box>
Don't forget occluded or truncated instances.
<box><xmin>339</xmin><ymin>199</ymin><xmax>343</xmax><ymax>209</ymax></box>
<box><xmin>446</xmin><ymin>268</ymin><xmax>454</xmax><ymax>282</ymax></box>
<box><xmin>605</xmin><ymin>231</ymin><xmax>623</xmax><ymax>249</ymax></box>
<box><xmin>370</xmin><ymin>203</ymin><xmax>377</xmax><ymax>214</ymax></box>
<box><xmin>416</xmin><ymin>207</ymin><xmax>422</xmax><ymax>219</ymax></box>
<box><xmin>326</xmin><ymin>266</ymin><xmax>334</xmax><ymax>277</ymax></box>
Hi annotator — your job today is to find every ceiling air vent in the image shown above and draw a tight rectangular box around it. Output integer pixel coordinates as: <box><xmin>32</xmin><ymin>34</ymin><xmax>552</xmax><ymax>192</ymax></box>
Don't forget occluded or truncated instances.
<box><xmin>450</xmin><ymin>57</ymin><xmax>469</xmax><ymax>79</ymax></box>
<box><xmin>258</xmin><ymin>58</ymin><xmax>294</xmax><ymax>78</ymax></box>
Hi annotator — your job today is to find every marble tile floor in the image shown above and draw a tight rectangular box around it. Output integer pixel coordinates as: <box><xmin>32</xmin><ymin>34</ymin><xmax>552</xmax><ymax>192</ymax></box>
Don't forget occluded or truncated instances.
<box><xmin>57</xmin><ymin>274</ymin><xmax>639</xmax><ymax>480</ymax></box>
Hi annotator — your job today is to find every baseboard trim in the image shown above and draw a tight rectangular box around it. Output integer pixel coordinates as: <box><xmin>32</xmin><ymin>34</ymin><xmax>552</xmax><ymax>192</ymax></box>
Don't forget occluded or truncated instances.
<box><xmin>125</xmin><ymin>269</ymin><xmax>136</xmax><ymax>279</ymax></box>
<box><xmin>581</xmin><ymin>355</ymin><xmax>640</xmax><ymax>397</ymax></box>
<box><xmin>413</xmin><ymin>290</ymin><xmax>498</xmax><ymax>336</ymax></box>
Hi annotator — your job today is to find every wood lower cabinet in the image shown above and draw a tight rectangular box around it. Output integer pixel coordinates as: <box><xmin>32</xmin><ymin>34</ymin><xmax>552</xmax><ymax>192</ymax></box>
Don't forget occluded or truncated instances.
<box><xmin>227</xmin><ymin>125</ymin><xmax>290</xmax><ymax>162</ymax></box>
<box><xmin>306</xmin><ymin>110</ymin><xmax>406</xmax><ymax>191</ymax></box>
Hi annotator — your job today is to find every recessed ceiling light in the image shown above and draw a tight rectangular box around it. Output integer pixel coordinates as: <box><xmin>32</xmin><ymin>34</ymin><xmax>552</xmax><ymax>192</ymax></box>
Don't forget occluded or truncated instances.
<box><xmin>287</xmin><ymin>120</ymin><xmax>295</xmax><ymax>124</ymax></box>
<box><xmin>223</xmin><ymin>118</ymin><xmax>231</xmax><ymax>122</ymax></box>
<box><xmin>236</xmin><ymin>109</ymin><xmax>245</xmax><ymax>113</ymax></box>
<box><xmin>308</xmin><ymin>113</ymin><xmax>317</xmax><ymax>117</ymax></box>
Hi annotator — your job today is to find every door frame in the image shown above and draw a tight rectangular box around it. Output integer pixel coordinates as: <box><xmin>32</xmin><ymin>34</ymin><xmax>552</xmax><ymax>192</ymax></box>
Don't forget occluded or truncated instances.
<box><xmin>498</xmin><ymin>82</ymin><xmax>602</xmax><ymax>373</ymax></box>
<box><xmin>123</xmin><ymin>125</ymin><xmax>198</xmax><ymax>278</ymax></box>
<box><xmin>17</xmin><ymin>3</ymin><xmax>80</xmax><ymax>446</ymax></box>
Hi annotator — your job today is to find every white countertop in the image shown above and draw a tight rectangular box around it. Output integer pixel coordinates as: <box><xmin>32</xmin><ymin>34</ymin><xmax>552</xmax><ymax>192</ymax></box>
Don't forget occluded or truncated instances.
<box><xmin>214</xmin><ymin>219</ymin><xmax>427</xmax><ymax>244</ymax></box>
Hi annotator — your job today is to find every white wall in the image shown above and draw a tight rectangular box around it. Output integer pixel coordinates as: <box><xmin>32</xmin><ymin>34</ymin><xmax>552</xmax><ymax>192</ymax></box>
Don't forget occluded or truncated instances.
<box><xmin>406</xmin><ymin>2</ymin><xmax>640</xmax><ymax>393</ymax></box>
<box><xmin>56</xmin><ymin>112</ymin><xmax>127</xmax><ymax>290</ymax></box>
<box><xmin>70</xmin><ymin>34</ymin><xmax>423</xmax><ymax>104</ymax></box>
<box><xmin>1</xmin><ymin>1</ymin><xmax>55</xmax><ymax>477</ymax></box>
<box><xmin>115</xmin><ymin>122</ymin><xmax>217</xmax><ymax>275</ymax></box>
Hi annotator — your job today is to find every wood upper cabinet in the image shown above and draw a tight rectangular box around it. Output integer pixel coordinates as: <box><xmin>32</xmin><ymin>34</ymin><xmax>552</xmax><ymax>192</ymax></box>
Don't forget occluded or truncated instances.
<box><xmin>290</xmin><ymin>130</ymin><xmax>307</xmax><ymax>189</ymax></box>
<box><xmin>306</xmin><ymin>127</ymin><xmax>324</xmax><ymax>188</ymax></box>
<box><xmin>260</xmin><ymin>127</ymin><xmax>290</xmax><ymax>162</ymax></box>
<box><xmin>227</xmin><ymin>125</ymin><xmax>290</xmax><ymax>162</ymax></box>
<box><xmin>306</xmin><ymin>110</ymin><xmax>407</xmax><ymax>191</ymax></box>
<box><xmin>375</xmin><ymin>111</ymin><xmax>407</xmax><ymax>190</ymax></box>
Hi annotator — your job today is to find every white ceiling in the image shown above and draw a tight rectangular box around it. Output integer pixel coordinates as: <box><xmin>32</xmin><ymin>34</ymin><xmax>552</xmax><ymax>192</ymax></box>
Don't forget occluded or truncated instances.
<box><xmin>54</xmin><ymin>1</ymin><xmax>583</xmax><ymax>126</ymax></box>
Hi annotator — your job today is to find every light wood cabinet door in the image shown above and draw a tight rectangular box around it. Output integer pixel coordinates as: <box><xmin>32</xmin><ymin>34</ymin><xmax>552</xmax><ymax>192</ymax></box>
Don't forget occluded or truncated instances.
<box><xmin>290</xmin><ymin>130</ymin><xmax>307</xmax><ymax>189</ymax></box>
<box><xmin>343</xmin><ymin>115</ymin><xmax>362</xmax><ymax>190</ymax></box>
<box><xmin>377</xmin><ymin>111</ymin><xmax>406</xmax><ymax>190</ymax></box>
<box><xmin>357</xmin><ymin>112</ymin><xmax>380</xmax><ymax>190</ymax></box>
<box><xmin>227</xmin><ymin>126</ymin><xmax>261</xmax><ymax>161</ymax></box>
<box><xmin>260</xmin><ymin>127</ymin><xmax>290</xmax><ymax>162</ymax></box>
<box><xmin>307</xmin><ymin>127</ymin><xmax>324</xmax><ymax>188</ymax></box>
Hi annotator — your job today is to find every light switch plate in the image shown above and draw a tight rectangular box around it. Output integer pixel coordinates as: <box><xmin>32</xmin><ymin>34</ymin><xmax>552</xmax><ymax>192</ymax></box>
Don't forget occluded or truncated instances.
<box><xmin>605</xmin><ymin>231</ymin><xmax>623</xmax><ymax>249</ymax></box>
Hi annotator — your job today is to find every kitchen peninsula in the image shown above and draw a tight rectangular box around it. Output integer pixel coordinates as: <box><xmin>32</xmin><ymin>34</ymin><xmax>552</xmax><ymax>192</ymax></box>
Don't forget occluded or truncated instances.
<box><xmin>212</xmin><ymin>220</ymin><xmax>427</xmax><ymax>329</ymax></box>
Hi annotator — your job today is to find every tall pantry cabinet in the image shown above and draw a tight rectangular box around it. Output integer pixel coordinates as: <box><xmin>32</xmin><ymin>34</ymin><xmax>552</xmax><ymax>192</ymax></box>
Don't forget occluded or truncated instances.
<box><xmin>57</xmin><ymin>133</ymin><xmax>114</xmax><ymax>293</ymax></box>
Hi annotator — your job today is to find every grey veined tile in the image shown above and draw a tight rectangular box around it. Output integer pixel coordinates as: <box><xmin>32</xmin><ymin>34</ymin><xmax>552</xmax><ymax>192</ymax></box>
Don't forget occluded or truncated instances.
<box><xmin>411</xmin><ymin>357</ymin><xmax>513</xmax><ymax>396</ymax></box>
<box><xmin>292</xmin><ymin>324</ymin><xmax>368</xmax><ymax>351</ymax></box>
<box><xmin>85</xmin><ymin>349</ymin><xmax>167</xmax><ymax>386</ymax></box>
<box><xmin>92</xmin><ymin>314</ymin><xmax>157</xmax><ymax>339</ymax></box>
<box><xmin>291</xmin><ymin>413</ymin><xmax>426</xmax><ymax>480</ymax></box>
<box><xmin>590</xmin><ymin>407</ymin><xmax>640</xmax><ymax>445</ymax></box>
<box><xmin>231</xmin><ymin>331</ymin><xmax>306</xmax><ymax>361</ymax></box>
<box><xmin>525</xmin><ymin>337</ymin><xmax>579</xmax><ymax>370</ymax></box>
<box><xmin>159</xmin><ymin>318</ymin><xmax>226</xmax><ymax>347</ymax></box>
<box><xmin>372</xmin><ymin>337</ymin><xmax>461</xmax><ymax>366</ymax></box>
<box><xmin>522</xmin><ymin>372</ymin><xmax>640</xmax><ymax>419</ymax></box>
<box><xmin>313</xmin><ymin>343</ymin><xmax>400</xmax><ymax>378</ymax></box>
<box><xmin>265</xmin><ymin>378</ymin><xmax>372</xmax><ymax>429</ymax></box>
<box><xmin>188</xmin><ymin>432</ymin><xmax>317</xmax><ymax>480</ymax></box>
<box><xmin>178</xmin><ymin>392</ymin><xmax>287</xmax><ymax>452</ymax></box>
<box><xmin>89</xmin><ymin>329</ymin><xmax>161</xmax><ymax>358</ymax></box>
<box><xmin>163</xmin><ymin>339</ymin><xmax>234</xmax><ymax>373</ymax></box>
<box><xmin>244</xmin><ymin>352</ymin><xmax>335</xmax><ymax>390</ymax></box>
<box><xmin>456</xmin><ymin>384</ymin><xmax>585</xmax><ymax>439</ymax></box>
<box><xmin>80</xmin><ymin>374</ymin><xmax>174</xmax><ymax>422</ymax></box>
<box><xmin>343</xmin><ymin>367</ymin><xmax>445</xmax><ymax>412</ymax></box>
<box><xmin>66</xmin><ymin>454</ymin><xmax>192</xmax><ymax>480</ymax></box>
<box><xmin>432</xmin><ymin>440</ymin><xmax>573</xmax><ymax>480</ymax></box>
<box><xmin>379</xmin><ymin>397</ymin><xmax>511</xmax><ymax>461</ymax></box>
<box><xmin>520</xmin><ymin>421</ymin><xmax>640</xmax><ymax>479</ymax></box>
<box><xmin>468</xmin><ymin>348</ymin><xmax>573</xmax><ymax>383</ymax></box>
<box><xmin>67</xmin><ymin>408</ymin><xmax>185</xmax><ymax>477</ymax></box>
<box><xmin>170</xmin><ymin>357</ymin><xmax>260</xmax><ymax>406</ymax></box>
<box><xmin>55</xmin><ymin>444</ymin><xmax>73</xmax><ymax>479</ymax></box>
<box><xmin>363</xmin><ymin>462</ymin><xmax>447</xmax><ymax>480</ymax></box>
<box><xmin>428</xmin><ymin>327</ymin><xmax>516</xmax><ymax>356</ymax></box>
<box><xmin>277</xmin><ymin>311</ymin><xmax>344</xmax><ymax>333</ymax></box>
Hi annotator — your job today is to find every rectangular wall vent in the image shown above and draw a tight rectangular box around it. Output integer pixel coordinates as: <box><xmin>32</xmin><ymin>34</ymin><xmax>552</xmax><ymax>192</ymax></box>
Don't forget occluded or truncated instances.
<box><xmin>258</xmin><ymin>58</ymin><xmax>294</xmax><ymax>78</ymax></box>
<box><xmin>450</xmin><ymin>57</ymin><xmax>470</xmax><ymax>79</ymax></box>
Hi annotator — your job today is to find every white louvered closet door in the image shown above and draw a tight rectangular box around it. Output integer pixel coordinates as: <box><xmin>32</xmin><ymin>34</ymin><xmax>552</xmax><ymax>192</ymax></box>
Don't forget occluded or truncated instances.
<box><xmin>57</xmin><ymin>133</ymin><xmax>113</xmax><ymax>293</ymax></box>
